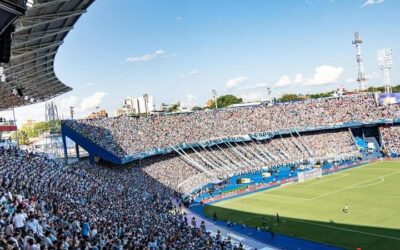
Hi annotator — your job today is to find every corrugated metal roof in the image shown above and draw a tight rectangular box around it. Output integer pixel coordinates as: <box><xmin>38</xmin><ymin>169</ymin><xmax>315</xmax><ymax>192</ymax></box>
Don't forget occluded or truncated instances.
<box><xmin>0</xmin><ymin>0</ymin><xmax>94</xmax><ymax>110</ymax></box>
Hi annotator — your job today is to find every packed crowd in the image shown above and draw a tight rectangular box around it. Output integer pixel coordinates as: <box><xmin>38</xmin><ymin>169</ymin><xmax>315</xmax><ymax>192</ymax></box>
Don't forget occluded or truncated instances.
<box><xmin>135</xmin><ymin>130</ymin><xmax>360</xmax><ymax>194</ymax></box>
<box><xmin>0</xmin><ymin>127</ymin><xmax>363</xmax><ymax>249</ymax></box>
<box><xmin>0</xmin><ymin>148</ymin><xmax>245</xmax><ymax>249</ymax></box>
<box><xmin>63</xmin><ymin>94</ymin><xmax>394</xmax><ymax>158</ymax></box>
<box><xmin>381</xmin><ymin>126</ymin><xmax>400</xmax><ymax>153</ymax></box>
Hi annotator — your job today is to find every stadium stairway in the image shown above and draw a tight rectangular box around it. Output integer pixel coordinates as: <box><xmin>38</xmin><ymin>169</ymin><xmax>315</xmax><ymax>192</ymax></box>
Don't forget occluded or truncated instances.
<box><xmin>61</xmin><ymin>124</ymin><xmax>123</xmax><ymax>164</ymax></box>
<box><xmin>354</xmin><ymin>136</ymin><xmax>367</xmax><ymax>151</ymax></box>
<box><xmin>365</xmin><ymin>137</ymin><xmax>381</xmax><ymax>150</ymax></box>
<box><xmin>364</xmin><ymin>137</ymin><xmax>383</xmax><ymax>160</ymax></box>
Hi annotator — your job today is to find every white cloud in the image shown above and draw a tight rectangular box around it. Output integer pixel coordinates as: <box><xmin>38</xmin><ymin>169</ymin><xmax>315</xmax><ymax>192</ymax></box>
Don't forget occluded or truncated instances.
<box><xmin>80</xmin><ymin>92</ymin><xmax>107</xmax><ymax>112</ymax></box>
<box><xmin>85</xmin><ymin>83</ymin><xmax>94</xmax><ymax>87</ymax></box>
<box><xmin>181</xmin><ymin>94</ymin><xmax>198</xmax><ymax>108</ymax></box>
<box><xmin>176</xmin><ymin>16</ymin><xmax>183</xmax><ymax>21</ymax></box>
<box><xmin>273</xmin><ymin>65</ymin><xmax>344</xmax><ymax>88</ymax></box>
<box><xmin>239</xmin><ymin>82</ymin><xmax>269</xmax><ymax>90</ymax></box>
<box><xmin>3</xmin><ymin>103</ymin><xmax>46</xmax><ymax>127</ymax></box>
<box><xmin>305</xmin><ymin>65</ymin><xmax>344</xmax><ymax>86</ymax></box>
<box><xmin>365</xmin><ymin>71</ymin><xmax>380</xmax><ymax>80</ymax></box>
<box><xmin>274</xmin><ymin>75</ymin><xmax>292</xmax><ymax>88</ymax></box>
<box><xmin>60</xmin><ymin>96</ymin><xmax>80</xmax><ymax>109</ymax></box>
<box><xmin>240</xmin><ymin>92</ymin><xmax>263</xmax><ymax>102</ymax></box>
<box><xmin>0</xmin><ymin>93</ymin><xmax>108</xmax><ymax>126</ymax></box>
<box><xmin>179</xmin><ymin>70</ymin><xmax>199</xmax><ymax>79</ymax></box>
<box><xmin>57</xmin><ymin>95</ymin><xmax>80</xmax><ymax>119</ymax></box>
<box><xmin>346</xmin><ymin>78</ymin><xmax>356</xmax><ymax>83</ymax></box>
<box><xmin>59</xmin><ymin>92</ymin><xmax>107</xmax><ymax>119</ymax></box>
<box><xmin>225</xmin><ymin>76</ymin><xmax>248</xmax><ymax>88</ymax></box>
<box><xmin>126</xmin><ymin>50</ymin><xmax>166</xmax><ymax>63</ymax></box>
<box><xmin>362</xmin><ymin>0</ymin><xmax>384</xmax><ymax>7</ymax></box>
<box><xmin>294</xmin><ymin>74</ymin><xmax>304</xmax><ymax>84</ymax></box>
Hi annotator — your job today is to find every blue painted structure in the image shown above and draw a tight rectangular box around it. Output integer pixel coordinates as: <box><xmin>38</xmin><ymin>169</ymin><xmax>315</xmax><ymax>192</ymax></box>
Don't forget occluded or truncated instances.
<box><xmin>61</xmin><ymin>125</ymin><xmax>123</xmax><ymax>164</ymax></box>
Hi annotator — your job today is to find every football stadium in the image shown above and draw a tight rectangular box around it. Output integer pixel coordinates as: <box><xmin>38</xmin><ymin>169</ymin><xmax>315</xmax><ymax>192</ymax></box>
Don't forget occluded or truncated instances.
<box><xmin>0</xmin><ymin>1</ymin><xmax>399</xmax><ymax>250</ymax></box>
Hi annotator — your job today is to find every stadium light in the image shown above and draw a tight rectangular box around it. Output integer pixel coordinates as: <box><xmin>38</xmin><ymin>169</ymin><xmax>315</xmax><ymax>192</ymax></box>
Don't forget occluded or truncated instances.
<box><xmin>212</xmin><ymin>90</ymin><xmax>218</xmax><ymax>109</ymax></box>
<box><xmin>377</xmin><ymin>48</ymin><xmax>393</xmax><ymax>93</ymax></box>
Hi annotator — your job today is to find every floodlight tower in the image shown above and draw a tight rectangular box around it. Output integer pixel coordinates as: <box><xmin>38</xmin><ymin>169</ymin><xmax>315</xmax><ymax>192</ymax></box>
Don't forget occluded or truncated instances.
<box><xmin>212</xmin><ymin>90</ymin><xmax>218</xmax><ymax>109</ymax></box>
<box><xmin>45</xmin><ymin>101</ymin><xmax>59</xmax><ymax>122</ymax></box>
<box><xmin>267</xmin><ymin>87</ymin><xmax>272</xmax><ymax>102</ymax></box>
<box><xmin>377</xmin><ymin>48</ymin><xmax>393</xmax><ymax>93</ymax></box>
<box><xmin>352</xmin><ymin>32</ymin><xmax>367</xmax><ymax>91</ymax></box>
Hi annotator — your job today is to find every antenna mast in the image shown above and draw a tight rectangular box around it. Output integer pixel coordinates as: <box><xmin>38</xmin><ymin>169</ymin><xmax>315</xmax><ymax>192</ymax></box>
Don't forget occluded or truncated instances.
<box><xmin>352</xmin><ymin>32</ymin><xmax>367</xmax><ymax>91</ymax></box>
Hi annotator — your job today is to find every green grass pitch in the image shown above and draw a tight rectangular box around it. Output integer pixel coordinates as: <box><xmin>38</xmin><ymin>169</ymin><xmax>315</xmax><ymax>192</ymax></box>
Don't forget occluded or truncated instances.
<box><xmin>204</xmin><ymin>161</ymin><xmax>400</xmax><ymax>250</ymax></box>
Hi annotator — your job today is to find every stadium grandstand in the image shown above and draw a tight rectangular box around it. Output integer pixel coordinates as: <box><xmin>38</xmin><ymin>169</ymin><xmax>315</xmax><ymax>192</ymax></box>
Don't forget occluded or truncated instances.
<box><xmin>1</xmin><ymin>1</ymin><xmax>400</xmax><ymax>250</ymax></box>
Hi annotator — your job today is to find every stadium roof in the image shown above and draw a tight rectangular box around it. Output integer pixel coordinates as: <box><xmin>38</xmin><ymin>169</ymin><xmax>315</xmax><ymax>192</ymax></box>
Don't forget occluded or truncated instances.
<box><xmin>0</xmin><ymin>0</ymin><xmax>94</xmax><ymax>111</ymax></box>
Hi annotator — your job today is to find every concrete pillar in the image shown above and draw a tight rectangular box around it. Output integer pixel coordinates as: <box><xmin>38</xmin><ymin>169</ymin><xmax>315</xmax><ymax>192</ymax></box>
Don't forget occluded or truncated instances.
<box><xmin>75</xmin><ymin>143</ymin><xmax>80</xmax><ymax>160</ymax></box>
<box><xmin>62</xmin><ymin>134</ymin><xmax>68</xmax><ymax>164</ymax></box>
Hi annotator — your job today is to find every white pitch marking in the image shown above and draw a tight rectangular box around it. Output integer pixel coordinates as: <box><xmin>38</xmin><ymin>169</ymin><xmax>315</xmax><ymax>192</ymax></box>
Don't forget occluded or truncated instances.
<box><xmin>309</xmin><ymin>170</ymin><xmax>400</xmax><ymax>200</ymax></box>
<box><xmin>285</xmin><ymin>217</ymin><xmax>400</xmax><ymax>241</ymax></box>
<box><xmin>349</xmin><ymin>177</ymin><xmax>385</xmax><ymax>189</ymax></box>
<box><xmin>305</xmin><ymin>174</ymin><xmax>351</xmax><ymax>187</ymax></box>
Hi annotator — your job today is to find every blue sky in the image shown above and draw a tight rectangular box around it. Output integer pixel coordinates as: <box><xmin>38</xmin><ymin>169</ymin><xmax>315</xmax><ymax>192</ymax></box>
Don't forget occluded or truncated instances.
<box><xmin>3</xmin><ymin>0</ymin><xmax>400</xmax><ymax>123</ymax></box>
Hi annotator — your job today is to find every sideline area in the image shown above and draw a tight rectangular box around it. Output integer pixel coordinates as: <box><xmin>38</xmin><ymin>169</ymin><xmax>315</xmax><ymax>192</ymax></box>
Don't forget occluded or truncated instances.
<box><xmin>187</xmin><ymin>202</ymin><xmax>340</xmax><ymax>250</ymax></box>
<box><xmin>173</xmin><ymin>199</ymin><xmax>277</xmax><ymax>250</ymax></box>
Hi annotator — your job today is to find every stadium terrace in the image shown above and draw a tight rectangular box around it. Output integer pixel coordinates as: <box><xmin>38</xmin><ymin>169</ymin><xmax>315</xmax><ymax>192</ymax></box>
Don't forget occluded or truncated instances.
<box><xmin>62</xmin><ymin>93</ymin><xmax>399</xmax><ymax>161</ymax></box>
<box><xmin>2</xmin><ymin>1</ymin><xmax>400</xmax><ymax>249</ymax></box>
<box><xmin>0</xmin><ymin>93</ymin><xmax>397</xmax><ymax>249</ymax></box>
<box><xmin>60</xmin><ymin>93</ymin><xmax>400</xmax><ymax>198</ymax></box>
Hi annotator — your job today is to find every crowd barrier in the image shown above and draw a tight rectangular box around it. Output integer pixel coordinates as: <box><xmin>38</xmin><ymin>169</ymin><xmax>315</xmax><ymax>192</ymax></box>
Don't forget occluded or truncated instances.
<box><xmin>201</xmin><ymin>177</ymin><xmax>298</xmax><ymax>204</ymax></box>
<box><xmin>199</xmin><ymin>158</ymin><xmax>377</xmax><ymax>204</ymax></box>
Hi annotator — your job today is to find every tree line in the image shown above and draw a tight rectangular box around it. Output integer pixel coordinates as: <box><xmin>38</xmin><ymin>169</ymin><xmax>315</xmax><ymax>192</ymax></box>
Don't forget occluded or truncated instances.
<box><xmin>11</xmin><ymin>120</ymin><xmax>61</xmax><ymax>145</ymax></box>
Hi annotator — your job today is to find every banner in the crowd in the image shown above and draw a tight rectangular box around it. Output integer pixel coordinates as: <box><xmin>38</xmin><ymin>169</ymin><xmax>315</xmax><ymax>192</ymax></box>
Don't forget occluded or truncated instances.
<box><xmin>378</xmin><ymin>93</ymin><xmax>400</xmax><ymax>105</ymax></box>
<box><xmin>236</xmin><ymin>178</ymin><xmax>251</xmax><ymax>184</ymax></box>
<box><xmin>261</xmin><ymin>172</ymin><xmax>271</xmax><ymax>178</ymax></box>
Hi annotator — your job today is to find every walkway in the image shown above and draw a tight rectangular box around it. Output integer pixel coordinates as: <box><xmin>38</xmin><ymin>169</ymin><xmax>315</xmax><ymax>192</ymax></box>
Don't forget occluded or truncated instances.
<box><xmin>187</xmin><ymin>202</ymin><xmax>342</xmax><ymax>250</ymax></box>
<box><xmin>173</xmin><ymin>199</ymin><xmax>277</xmax><ymax>250</ymax></box>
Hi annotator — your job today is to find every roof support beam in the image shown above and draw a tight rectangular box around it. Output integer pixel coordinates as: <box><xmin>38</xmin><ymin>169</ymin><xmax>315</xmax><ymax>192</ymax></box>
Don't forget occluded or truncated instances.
<box><xmin>6</xmin><ymin>67</ymin><xmax>54</xmax><ymax>83</ymax></box>
<box><xmin>0</xmin><ymin>0</ymin><xmax>94</xmax><ymax>111</ymax></box>
<box><xmin>15</xmin><ymin>10</ymin><xmax>85</xmax><ymax>32</ymax></box>
<box><xmin>31</xmin><ymin>0</ymin><xmax>71</xmax><ymax>9</ymax></box>
<box><xmin>12</xmin><ymin>41</ymin><xmax>62</xmax><ymax>56</ymax></box>
<box><xmin>9</xmin><ymin>72</ymin><xmax>56</xmax><ymax>86</ymax></box>
<box><xmin>5</xmin><ymin>60</ymin><xmax>55</xmax><ymax>79</ymax></box>
<box><xmin>4</xmin><ymin>52</ymin><xmax>57</xmax><ymax>72</ymax></box>
<box><xmin>21</xmin><ymin>76</ymin><xmax>58</xmax><ymax>90</ymax></box>
<box><xmin>11</xmin><ymin>42</ymin><xmax>61</xmax><ymax>60</ymax></box>
<box><xmin>12</xmin><ymin>27</ymin><xmax>73</xmax><ymax>47</ymax></box>
<box><xmin>26</xmin><ymin>81</ymin><xmax>66</xmax><ymax>98</ymax></box>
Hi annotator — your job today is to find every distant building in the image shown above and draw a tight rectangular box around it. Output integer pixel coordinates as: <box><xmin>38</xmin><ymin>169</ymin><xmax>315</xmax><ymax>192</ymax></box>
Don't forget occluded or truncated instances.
<box><xmin>119</xmin><ymin>94</ymin><xmax>155</xmax><ymax>115</ymax></box>
<box><xmin>22</xmin><ymin>120</ymin><xmax>36</xmax><ymax>129</ymax></box>
<box><xmin>160</xmin><ymin>103</ymin><xmax>174</xmax><ymax>112</ymax></box>
<box><xmin>88</xmin><ymin>109</ymin><xmax>108</xmax><ymax>119</ymax></box>
<box><xmin>114</xmin><ymin>108</ymin><xmax>124</xmax><ymax>117</ymax></box>
<box><xmin>206</xmin><ymin>99</ymin><xmax>214</xmax><ymax>108</ymax></box>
